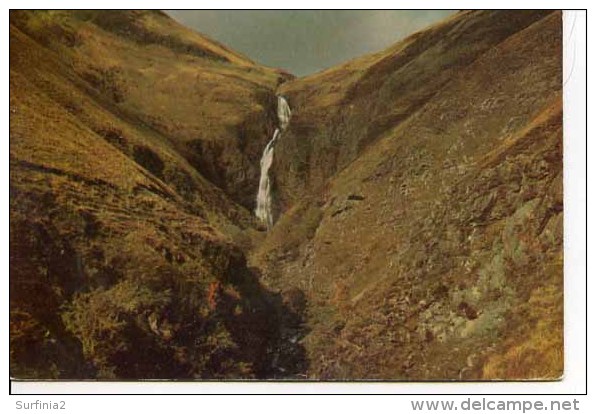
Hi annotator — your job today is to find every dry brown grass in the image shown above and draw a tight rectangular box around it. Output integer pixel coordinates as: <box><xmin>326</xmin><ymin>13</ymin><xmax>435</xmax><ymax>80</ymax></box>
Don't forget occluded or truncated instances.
<box><xmin>481</xmin><ymin>280</ymin><xmax>563</xmax><ymax>380</ymax></box>
<box><xmin>9</xmin><ymin>10</ymin><xmax>299</xmax><ymax>379</ymax></box>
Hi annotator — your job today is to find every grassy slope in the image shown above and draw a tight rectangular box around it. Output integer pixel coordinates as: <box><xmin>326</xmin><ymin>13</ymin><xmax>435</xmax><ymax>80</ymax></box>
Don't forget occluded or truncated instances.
<box><xmin>256</xmin><ymin>10</ymin><xmax>562</xmax><ymax>379</ymax></box>
<box><xmin>9</xmin><ymin>11</ymin><xmax>303</xmax><ymax>379</ymax></box>
<box><xmin>11</xmin><ymin>10</ymin><xmax>291</xmax><ymax>210</ymax></box>
<box><xmin>272</xmin><ymin>10</ymin><xmax>553</xmax><ymax>210</ymax></box>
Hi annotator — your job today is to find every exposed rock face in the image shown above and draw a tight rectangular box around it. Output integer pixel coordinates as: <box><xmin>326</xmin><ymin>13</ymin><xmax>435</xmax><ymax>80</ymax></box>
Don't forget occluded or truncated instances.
<box><xmin>255</xmin><ymin>10</ymin><xmax>563</xmax><ymax>379</ymax></box>
<box><xmin>272</xmin><ymin>10</ymin><xmax>554</xmax><ymax>210</ymax></box>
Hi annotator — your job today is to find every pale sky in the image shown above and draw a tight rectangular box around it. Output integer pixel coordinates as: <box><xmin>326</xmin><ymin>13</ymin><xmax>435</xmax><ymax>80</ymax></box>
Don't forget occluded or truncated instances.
<box><xmin>165</xmin><ymin>10</ymin><xmax>456</xmax><ymax>76</ymax></box>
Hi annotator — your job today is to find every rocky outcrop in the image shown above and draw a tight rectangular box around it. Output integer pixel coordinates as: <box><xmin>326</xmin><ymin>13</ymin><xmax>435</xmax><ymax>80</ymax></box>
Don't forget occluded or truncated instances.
<box><xmin>272</xmin><ymin>11</ymin><xmax>554</xmax><ymax>211</ymax></box>
<box><xmin>255</xmin><ymin>10</ymin><xmax>563</xmax><ymax>380</ymax></box>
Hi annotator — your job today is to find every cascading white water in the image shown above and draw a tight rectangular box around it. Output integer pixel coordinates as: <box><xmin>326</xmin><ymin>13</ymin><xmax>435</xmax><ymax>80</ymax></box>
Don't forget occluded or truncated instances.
<box><xmin>255</xmin><ymin>129</ymin><xmax>279</xmax><ymax>229</ymax></box>
<box><xmin>277</xmin><ymin>95</ymin><xmax>291</xmax><ymax>132</ymax></box>
<box><xmin>255</xmin><ymin>96</ymin><xmax>291</xmax><ymax>229</ymax></box>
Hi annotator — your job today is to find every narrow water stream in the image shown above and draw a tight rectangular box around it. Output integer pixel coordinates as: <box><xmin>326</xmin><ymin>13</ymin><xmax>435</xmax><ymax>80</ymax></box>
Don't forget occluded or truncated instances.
<box><xmin>255</xmin><ymin>96</ymin><xmax>291</xmax><ymax>229</ymax></box>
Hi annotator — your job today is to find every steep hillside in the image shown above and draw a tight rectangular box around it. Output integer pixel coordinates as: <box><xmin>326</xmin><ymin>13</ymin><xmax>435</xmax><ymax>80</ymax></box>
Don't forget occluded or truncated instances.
<box><xmin>11</xmin><ymin>10</ymin><xmax>292</xmax><ymax>210</ymax></box>
<box><xmin>272</xmin><ymin>10</ymin><xmax>553</xmax><ymax>211</ymax></box>
<box><xmin>255</xmin><ymin>10</ymin><xmax>563</xmax><ymax>379</ymax></box>
<box><xmin>10</xmin><ymin>10</ymin><xmax>303</xmax><ymax>379</ymax></box>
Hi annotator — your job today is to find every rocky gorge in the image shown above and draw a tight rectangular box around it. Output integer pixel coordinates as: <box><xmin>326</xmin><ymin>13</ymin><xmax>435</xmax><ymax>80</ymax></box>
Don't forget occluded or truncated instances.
<box><xmin>10</xmin><ymin>10</ymin><xmax>563</xmax><ymax>380</ymax></box>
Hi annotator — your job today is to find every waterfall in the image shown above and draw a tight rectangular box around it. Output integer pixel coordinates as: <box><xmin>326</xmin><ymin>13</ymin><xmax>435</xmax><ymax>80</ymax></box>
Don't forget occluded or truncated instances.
<box><xmin>255</xmin><ymin>96</ymin><xmax>291</xmax><ymax>229</ymax></box>
<box><xmin>277</xmin><ymin>95</ymin><xmax>291</xmax><ymax>132</ymax></box>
